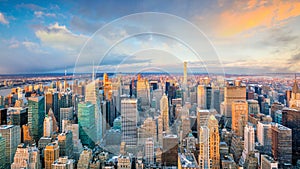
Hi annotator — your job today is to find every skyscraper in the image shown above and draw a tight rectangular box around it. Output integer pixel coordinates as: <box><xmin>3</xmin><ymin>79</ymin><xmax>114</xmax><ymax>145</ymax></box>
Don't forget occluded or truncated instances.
<box><xmin>197</xmin><ymin>85</ymin><xmax>206</xmax><ymax>109</ymax></box>
<box><xmin>77</xmin><ymin>148</ymin><xmax>92</xmax><ymax>169</ymax></box>
<box><xmin>45</xmin><ymin>91</ymin><xmax>59</xmax><ymax>125</ymax></box>
<box><xmin>43</xmin><ymin>115</ymin><xmax>53</xmax><ymax>137</ymax></box>
<box><xmin>121</xmin><ymin>98</ymin><xmax>138</xmax><ymax>146</ymax></box>
<box><xmin>183</xmin><ymin>61</ymin><xmax>187</xmax><ymax>88</ymax></box>
<box><xmin>198</xmin><ymin>126</ymin><xmax>210</xmax><ymax>169</ymax></box>
<box><xmin>11</xmin><ymin>143</ymin><xmax>40</xmax><ymax>169</ymax></box>
<box><xmin>58</xmin><ymin>131</ymin><xmax>73</xmax><ymax>158</ymax></box>
<box><xmin>223</xmin><ymin>85</ymin><xmax>246</xmax><ymax>124</ymax></box>
<box><xmin>160</xmin><ymin>94</ymin><xmax>169</xmax><ymax>132</ymax></box>
<box><xmin>85</xmin><ymin>80</ymin><xmax>102</xmax><ymax>143</ymax></box>
<box><xmin>282</xmin><ymin>108</ymin><xmax>300</xmax><ymax>164</ymax></box>
<box><xmin>0</xmin><ymin>125</ymin><xmax>21</xmax><ymax>168</ymax></box>
<box><xmin>162</xmin><ymin>134</ymin><xmax>178</xmax><ymax>166</ymax></box>
<box><xmin>78</xmin><ymin>102</ymin><xmax>96</xmax><ymax>148</ymax></box>
<box><xmin>59</xmin><ymin>107</ymin><xmax>73</xmax><ymax>132</ymax></box>
<box><xmin>289</xmin><ymin>76</ymin><xmax>300</xmax><ymax>109</ymax></box>
<box><xmin>44</xmin><ymin>142</ymin><xmax>60</xmax><ymax>169</ymax></box>
<box><xmin>257</xmin><ymin>121</ymin><xmax>272</xmax><ymax>153</ymax></box>
<box><xmin>144</xmin><ymin>138</ymin><xmax>154</xmax><ymax>165</ymax></box>
<box><xmin>208</xmin><ymin>115</ymin><xmax>220</xmax><ymax>169</ymax></box>
<box><xmin>52</xmin><ymin>156</ymin><xmax>74</xmax><ymax>169</ymax></box>
<box><xmin>28</xmin><ymin>96</ymin><xmax>45</xmax><ymax>142</ymax></box>
<box><xmin>271</xmin><ymin>123</ymin><xmax>292</xmax><ymax>166</ymax></box>
<box><xmin>0</xmin><ymin>133</ymin><xmax>6</xmax><ymax>169</ymax></box>
<box><xmin>137</xmin><ymin>76</ymin><xmax>150</xmax><ymax>108</ymax></box>
<box><xmin>239</xmin><ymin>124</ymin><xmax>255</xmax><ymax>166</ymax></box>
<box><xmin>232</xmin><ymin>100</ymin><xmax>248</xmax><ymax>137</ymax></box>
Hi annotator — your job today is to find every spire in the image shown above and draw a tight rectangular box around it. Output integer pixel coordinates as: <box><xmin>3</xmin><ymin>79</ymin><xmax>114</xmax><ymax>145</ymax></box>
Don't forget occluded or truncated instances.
<box><xmin>292</xmin><ymin>74</ymin><xmax>299</xmax><ymax>93</ymax></box>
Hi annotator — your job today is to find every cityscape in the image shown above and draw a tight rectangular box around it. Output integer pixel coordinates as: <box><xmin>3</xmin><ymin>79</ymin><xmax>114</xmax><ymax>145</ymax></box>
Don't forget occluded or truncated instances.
<box><xmin>1</xmin><ymin>1</ymin><xmax>300</xmax><ymax>169</ymax></box>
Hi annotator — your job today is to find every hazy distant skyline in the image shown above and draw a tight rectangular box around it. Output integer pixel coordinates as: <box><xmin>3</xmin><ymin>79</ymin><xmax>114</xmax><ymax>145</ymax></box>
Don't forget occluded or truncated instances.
<box><xmin>1</xmin><ymin>0</ymin><xmax>300</xmax><ymax>74</ymax></box>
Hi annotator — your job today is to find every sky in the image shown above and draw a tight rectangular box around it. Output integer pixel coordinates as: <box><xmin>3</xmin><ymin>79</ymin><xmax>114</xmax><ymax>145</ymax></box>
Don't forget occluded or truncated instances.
<box><xmin>0</xmin><ymin>0</ymin><xmax>300</xmax><ymax>74</ymax></box>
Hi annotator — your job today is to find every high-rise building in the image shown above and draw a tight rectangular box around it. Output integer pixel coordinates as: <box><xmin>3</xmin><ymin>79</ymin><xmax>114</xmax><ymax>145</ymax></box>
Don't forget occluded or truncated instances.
<box><xmin>28</xmin><ymin>96</ymin><xmax>45</xmax><ymax>142</ymax></box>
<box><xmin>59</xmin><ymin>107</ymin><xmax>73</xmax><ymax>132</ymax></box>
<box><xmin>289</xmin><ymin>77</ymin><xmax>300</xmax><ymax>109</ymax></box>
<box><xmin>78</xmin><ymin>102</ymin><xmax>95</xmax><ymax>148</ymax></box>
<box><xmin>160</xmin><ymin>94</ymin><xmax>169</xmax><ymax>132</ymax></box>
<box><xmin>58</xmin><ymin>131</ymin><xmax>73</xmax><ymax>158</ymax></box>
<box><xmin>198</xmin><ymin>126</ymin><xmax>210</xmax><ymax>169</ymax></box>
<box><xmin>44</xmin><ymin>115</ymin><xmax>53</xmax><ymax>137</ymax></box>
<box><xmin>257</xmin><ymin>121</ymin><xmax>272</xmax><ymax>153</ymax></box>
<box><xmin>118</xmin><ymin>155</ymin><xmax>131</xmax><ymax>169</ymax></box>
<box><xmin>44</xmin><ymin>142</ymin><xmax>60</xmax><ymax>169</ymax></box>
<box><xmin>9</xmin><ymin>107</ymin><xmax>28</xmax><ymax>127</ymax></box>
<box><xmin>183</xmin><ymin>61</ymin><xmax>187</xmax><ymax>89</ymax></box>
<box><xmin>0</xmin><ymin>108</ymin><xmax>7</xmax><ymax>125</ymax></box>
<box><xmin>137</xmin><ymin>76</ymin><xmax>150</xmax><ymax>108</ymax></box>
<box><xmin>208</xmin><ymin>115</ymin><xmax>220</xmax><ymax>169</ymax></box>
<box><xmin>247</xmin><ymin>100</ymin><xmax>260</xmax><ymax>115</ymax></box>
<box><xmin>52</xmin><ymin>156</ymin><xmax>74</xmax><ymax>169</ymax></box>
<box><xmin>138</xmin><ymin>117</ymin><xmax>156</xmax><ymax>145</ymax></box>
<box><xmin>144</xmin><ymin>138</ymin><xmax>154</xmax><ymax>165</ymax></box>
<box><xmin>45</xmin><ymin>91</ymin><xmax>59</xmax><ymax>125</ymax></box>
<box><xmin>239</xmin><ymin>124</ymin><xmax>255</xmax><ymax>166</ymax></box>
<box><xmin>162</xmin><ymin>134</ymin><xmax>178</xmax><ymax>166</ymax></box>
<box><xmin>223</xmin><ymin>85</ymin><xmax>246</xmax><ymax>124</ymax></box>
<box><xmin>261</xmin><ymin>155</ymin><xmax>278</xmax><ymax>169</ymax></box>
<box><xmin>77</xmin><ymin>148</ymin><xmax>92</xmax><ymax>169</ymax></box>
<box><xmin>85</xmin><ymin>80</ymin><xmax>102</xmax><ymax>143</ymax></box>
<box><xmin>121</xmin><ymin>98</ymin><xmax>138</xmax><ymax>146</ymax></box>
<box><xmin>0</xmin><ymin>133</ymin><xmax>6</xmax><ymax>169</ymax></box>
<box><xmin>232</xmin><ymin>100</ymin><xmax>248</xmax><ymax>137</ymax></box>
<box><xmin>197</xmin><ymin>85</ymin><xmax>206</xmax><ymax>109</ymax></box>
<box><xmin>11</xmin><ymin>143</ymin><xmax>40</xmax><ymax>169</ymax></box>
<box><xmin>0</xmin><ymin>125</ymin><xmax>21</xmax><ymax>168</ymax></box>
<box><xmin>271</xmin><ymin>102</ymin><xmax>284</xmax><ymax>122</ymax></box>
<box><xmin>271</xmin><ymin>123</ymin><xmax>292</xmax><ymax>166</ymax></box>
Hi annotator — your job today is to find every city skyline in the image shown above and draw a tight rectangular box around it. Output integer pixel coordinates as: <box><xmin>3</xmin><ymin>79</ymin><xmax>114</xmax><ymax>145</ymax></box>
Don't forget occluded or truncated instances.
<box><xmin>0</xmin><ymin>1</ymin><xmax>300</xmax><ymax>74</ymax></box>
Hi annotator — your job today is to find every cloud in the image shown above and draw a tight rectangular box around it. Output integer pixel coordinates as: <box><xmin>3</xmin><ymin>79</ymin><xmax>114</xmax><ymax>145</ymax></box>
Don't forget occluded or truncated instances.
<box><xmin>34</xmin><ymin>11</ymin><xmax>56</xmax><ymax>18</ymax></box>
<box><xmin>0</xmin><ymin>12</ymin><xmax>9</xmax><ymax>25</ymax></box>
<box><xmin>35</xmin><ymin>22</ymin><xmax>88</xmax><ymax>53</ymax></box>
<box><xmin>216</xmin><ymin>1</ymin><xmax>300</xmax><ymax>36</ymax></box>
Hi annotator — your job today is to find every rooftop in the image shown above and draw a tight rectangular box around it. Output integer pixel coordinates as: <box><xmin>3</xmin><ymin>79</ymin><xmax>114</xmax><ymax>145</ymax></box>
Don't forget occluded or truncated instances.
<box><xmin>179</xmin><ymin>153</ymin><xmax>198</xmax><ymax>168</ymax></box>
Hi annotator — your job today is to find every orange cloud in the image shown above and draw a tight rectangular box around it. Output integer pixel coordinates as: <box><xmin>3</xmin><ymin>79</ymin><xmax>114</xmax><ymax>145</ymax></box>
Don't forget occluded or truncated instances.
<box><xmin>217</xmin><ymin>0</ymin><xmax>300</xmax><ymax>37</ymax></box>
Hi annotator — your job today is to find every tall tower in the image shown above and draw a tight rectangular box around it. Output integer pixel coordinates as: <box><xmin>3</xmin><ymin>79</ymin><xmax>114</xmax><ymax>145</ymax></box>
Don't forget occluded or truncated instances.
<box><xmin>137</xmin><ymin>76</ymin><xmax>150</xmax><ymax>108</ymax></box>
<box><xmin>198</xmin><ymin>126</ymin><xmax>210</xmax><ymax>169</ymax></box>
<box><xmin>208</xmin><ymin>115</ymin><xmax>220</xmax><ymax>169</ymax></box>
<box><xmin>239</xmin><ymin>124</ymin><xmax>255</xmax><ymax>166</ymax></box>
<box><xmin>78</xmin><ymin>102</ymin><xmax>96</xmax><ymax>148</ymax></box>
<box><xmin>183</xmin><ymin>61</ymin><xmax>187</xmax><ymax>88</ymax></box>
<box><xmin>197</xmin><ymin>85</ymin><xmax>206</xmax><ymax>109</ymax></box>
<box><xmin>232</xmin><ymin>100</ymin><xmax>248</xmax><ymax>137</ymax></box>
<box><xmin>223</xmin><ymin>85</ymin><xmax>246</xmax><ymax>124</ymax></box>
<box><xmin>85</xmin><ymin>80</ymin><xmax>102</xmax><ymax>143</ymax></box>
<box><xmin>121</xmin><ymin>98</ymin><xmax>138</xmax><ymax>146</ymax></box>
<box><xmin>43</xmin><ymin>115</ymin><xmax>53</xmax><ymax>137</ymax></box>
<box><xmin>44</xmin><ymin>142</ymin><xmax>59</xmax><ymax>169</ymax></box>
<box><xmin>0</xmin><ymin>133</ymin><xmax>5</xmax><ymax>169</ymax></box>
<box><xmin>11</xmin><ymin>143</ymin><xmax>40</xmax><ymax>169</ymax></box>
<box><xmin>0</xmin><ymin>125</ymin><xmax>21</xmax><ymax>168</ymax></box>
<box><xmin>160</xmin><ymin>94</ymin><xmax>169</xmax><ymax>132</ymax></box>
<box><xmin>144</xmin><ymin>138</ymin><xmax>154</xmax><ymax>165</ymax></box>
<box><xmin>28</xmin><ymin>96</ymin><xmax>45</xmax><ymax>142</ymax></box>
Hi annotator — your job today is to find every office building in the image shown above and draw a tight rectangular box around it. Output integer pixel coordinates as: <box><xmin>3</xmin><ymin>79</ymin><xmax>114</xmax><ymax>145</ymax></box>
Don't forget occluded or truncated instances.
<box><xmin>121</xmin><ymin>98</ymin><xmax>138</xmax><ymax>146</ymax></box>
<box><xmin>44</xmin><ymin>115</ymin><xmax>53</xmax><ymax>137</ymax></box>
<box><xmin>0</xmin><ymin>125</ymin><xmax>21</xmax><ymax>167</ymax></box>
<box><xmin>282</xmin><ymin>108</ymin><xmax>300</xmax><ymax>164</ymax></box>
<box><xmin>257</xmin><ymin>121</ymin><xmax>272</xmax><ymax>153</ymax></box>
<box><xmin>261</xmin><ymin>155</ymin><xmax>278</xmax><ymax>169</ymax></box>
<box><xmin>223</xmin><ymin>85</ymin><xmax>246</xmax><ymax>123</ymax></box>
<box><xmin>9</xmin><ymin>107</ymin><xmax>28</xmax><ymax>127</ymax></box>
<box><xmin>52</xmin><ymin>156</ymin><xmax>74</xmax><ymax>169</ymax></box>
<box><xmin>198</xmin><ymin>126</ymin><xmax>210</xmax><ymax>169</ymax></box>
<box><xmin>85</xmin><ymin>80</ymin><xmax>102</xmax><ymax>143</ymax></box>
<box><xmin>28</xmin><ymin>96</ymin><xmax>45</xmax><ymax>142</ymax></box>
<box><xmin>144</xmin><ymin>138</ymin><xmax>154</xmax><ymax>165</ymax></box>
<box><xmin>59</xmin><ymin>107</ymin><xmax>73</xmax><ymax>132</ymax></box>
<box><xmin>240</xmin><ymin>124</ymin><xmax>255</xmax><ymax>166</ymax></box>
<box><xmin>271</xmin><ymin>123</ymin><xmax>292</xmax><ymax>166</ymax></box>
<box><xmin>160</xmin><ymin>94</ymin><xmax>169</xmax><ymax>132</ymax></box>
<box><xmin>137</xmin><ymin>75</ymin><xmax>150</xmax><ymax>107</ymax></box>
<box><xmin>77</xmin><ymin>148</ymin><xmax>92</xmax><ymax>169</ymax></box>
<box><xmin>0</xmin><ymin>133</ymin><xmax>6</xmax><ymax>169</ymax></box>
<box><xmin>197</xmin><ymin>85</ymin><xmax>206</xmax><ymax>109</ymax></box>
<box><xmin>208</xmin><ymin>115</ymin><xmax>220</xmax><ymax>169</ymax></box>
<box><xmin>232</xmin><ymin>100</ymin><xmax>248</xmax><ymax>137</ymax></box>
<box><xmin>78</xmin><ymin>102</ymin><xmax>96</xmax><ymax>148</ymax></box>
<box><xmin>0</xmin><ymin>108</ymin><xmax>7</xmax><ymax>125</ymax></box>
<box><xmin>44</xmin><ymin>142</ymin><xmax>60</xmax><ymax>169</ymax></box>
<box><xmin>58</xmin><ymin>131</ymin><xmax>73</xmax><ymax>158</ymax></box>
<box><xmin>162</xmin><ymin>134</ymin><xmax>178</xmax><ymax>166</ymax></box>
<box><xmin>247</xmin><ymin>100</ymin><xmax>260</xmax><ymax>115</ymax></box>
<box><xmin>11</xmin><ymin>143</ymin><xmax>40</xmax><ymax>169</ymax></box>
<box><xmin>289</xmin><ymin>77</ymin><xmax>300</xmax><ymax>109</ymax></box>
